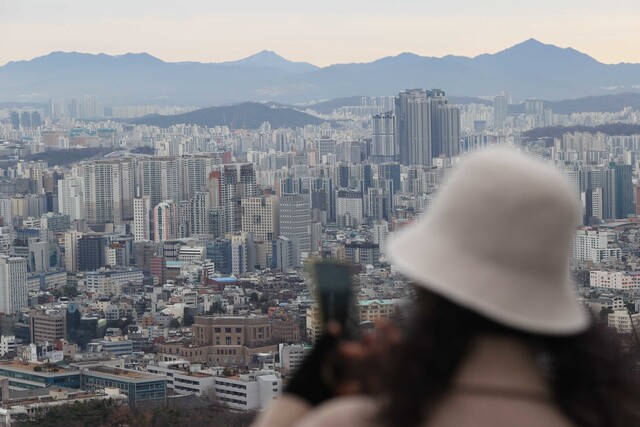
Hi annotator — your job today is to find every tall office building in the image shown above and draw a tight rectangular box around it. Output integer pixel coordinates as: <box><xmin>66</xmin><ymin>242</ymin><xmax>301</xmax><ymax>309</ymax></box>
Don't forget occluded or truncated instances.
<box><xmin>432</xmin><ymin>104</ymin><xmax>461</xmax><ymax>158</ymax></box>
<box><xmin>493</xmin><ymin>95</ymin><xmax>508</xmax><ymax>128</ymax></box>
<box><xmin>367</xmin><ymin>187</ymin><xmax>392</xmax><ymax>221</ymax></box>
<box><xmin>0</xmin><ymin>198</ymin><xmax>12</xmax><ymax>226</ymax></box>
<box><xmin>64</xmin><ymin>230</ymin><xmax>83</xmax><ymax>272</ymax></box>
<box><xmin>273</xmin><ymin>236</ymin><xmax>300</xmax><ymax>270</ymax></box>
<box><xmin>611</xmin><ymin>163</ymin><xmax>634</xmax><ymax>219</ymax></box>
<box><xmin>395</xmin><ymin>89</ymin><xmax>432</xmax><ymax>166</ymax></box>
<box><xmin>230</xmin><ymin>232</ymin><xmax>256</xmax><ymax>275</ymax></box>
<box><xmin>372</xmin><ymin>112</ymin><xmax>396</xmax><ymax>163</ymax></box>
<box><xmin>139</xmin><ymin>157</ymin><xmax>183</xmax><ymax>208</ymax></box>
<box><xmin>395</xmin><ymin>89</ymin><xmax>459</xmax><ymax>164</ymax></box>
<box><xmin>315</xmin><ymin>140</ymin><xmax>337</xmax><ymax>159</ymax></box>
<box><xmin>133</xmin><ymin>197</ymin><xmax>152</xmax><ymax>242</ymax></box>
<box><xmin>352</xmin><ymin>164</ymin><xmax>373</xmax><ymax>194</ymax></box>
<box><xmin>190</xmin><ymin>191</ymin><xmax>212</xmax><ymax>242</ymax></box>
<box><xmin>279</xmin><ymin>194</ymin><xmax>311</xmax><ymax>254</ymax></box>
<box><xmin>10</xmin><ymin>112</ymin><xmax>20</xmax><ymax>130</ymax></box>
<box><xmin>372</xmin><ymin>220</ymin><xmax>390</xmax><ymax>254</ymax></box>
<box><xmin>586</xmin><ymin>169</ymin><xmax>616</xmax><ymax>220</ymax></box>
<box><xmin>57</xmin><ymin>177</ymin><xmax>85</xmax><ymax>223</ymax></box>
<box><xmin>310</xmin><ymin>222</ymin><xmax>322</xmax><ymax>254</ymax></box>
<box><xmin>153</xmin><ymin>201</ymin><xmax>179</xmax><ymax>243</ymax></box>
<box><xmin>241</xmin><ymin>196</ymin><xmax>280</xmax><ymax>252</ymax></box>
<box><xmin>150</xmin><ymin>256</ymin><xmax>167</xmax><ymax>285</ymax></box>
<box><xmin>208</xmin><ymin>164</ymin><xmax>258</xmax><ymax>235</ymax></box>
<box><xmin>0</xmin><ymin>256</ymin><xmax>28</xmax><ymax>315</ymax></box>
<box><xmin>311</xmin><ymin>178</ymin><xmax>335</xmax><ymax>222</ymax></box>
<box><xmin>176</xmin><ymin>200</ymin><xmax>190</xmax><ymax>239</ymax></box>
<box><xmin>377</xmin><ymin>163</ymin><xmax>401</xmax><ymax>196</ymax></box>
<box><xmin>584</xmin><ymin>188</ymin><xmax>603</xmax><ymax>225</ymax></box>
<box><xmin>524</xmin><ymin>99</ymin><xmax>544</xmax><ymax>116</ymax></box>
<box><xmin>79</xmin><ymin>160</ymin><xmax>134</xmax><ymax>224</ymax></box>
<box><xmin>182</xmin><ymin>155</ymin><xmax>222</xmax><ymax>199</ymax></box>
<box><xmin>336</xmin><ymin>190</ymin><xmax>364</xmax><ymax>226</ymax></box>
<box><xmin>68</xmin><ymin>96</ymin><xmax>104</xmax><ymax>119</ymax></box>
<box><xmin>77</xmin><ymin>235</ymin><xmax>108</xmax><ymax>271</ymax></box>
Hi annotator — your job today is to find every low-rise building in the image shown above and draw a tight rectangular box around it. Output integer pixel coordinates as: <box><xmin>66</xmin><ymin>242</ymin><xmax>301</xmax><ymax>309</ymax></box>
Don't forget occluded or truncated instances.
<box><xmin>87</xmin><ymin>338</ymin><xmax>133</xmax><ymax>356</ymax></box>
<box><xmin>80</xmin><ymin>366</ymin><xmax>167</xmax><ymax>405</ymax></box>
<box><xmin>26</xmin><ymin>270</ymin><xmax>67</xmax><ymax>292</ymax></box>
<box><xmin>85</xmin><ymin>268</ymin><xmax>144</xmax><ymax>294</ymax></box>
<box><xmin>356</xmin><ymin>299</ymin><xmax>398</xmax><ymax>322</ymax></box>
<box><xmin>0</xmin><ymin>336</ymin><xmax>17</xmax><ymax>357</ymax></box>
<box><xmin>279</xmin><ymin>344</ymin><xmax>311</xmax><ymax>375</ymax></box>
<box><xmin>608</xmin><ymin>309</ymin><xmax>640</xmax><ymax>334</ymax></box>
<box><xmin>573</xmin><ymin>229</ymin><xmax>621</xmax><ymax>263</ymax></box>
<box><xmin>271</xmin><ymin>317</ymin><xmax>300</xmax><ymax>343</ymax></box>
<box><xmin>590</xmin><ymin>270</ymin><xmax>640</xmax><ymax>291</ymax></box>
<box><xmin>192</xmin><ymin>315</ymin><xmax>271</xmax><ymax>348</ymax></box>
<box><xmin>29</xmin><ymin>309</ymin><xmax>66</xmax><ymax>344</ymax></box>
<box><xmin>213</xmin><ymin>370</ymin><xmax>281</xmax><ymax>410</ymax></box>
<box><xmin>0</xmin><ymin>360</ymin><xmax>81</xmax><ymax>390</ymax></box>
<box><xmin>146</xmin><ymin>360</ymin><xmax>216</xmax><ymax>396</ymax></box>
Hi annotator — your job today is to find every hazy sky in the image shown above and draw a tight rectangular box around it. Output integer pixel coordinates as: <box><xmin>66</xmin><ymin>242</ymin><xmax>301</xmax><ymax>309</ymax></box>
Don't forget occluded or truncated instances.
<box><xmin>1</xmin><ymin>0</ymin><xmax>639</xmax><ymax>67</ymax></box>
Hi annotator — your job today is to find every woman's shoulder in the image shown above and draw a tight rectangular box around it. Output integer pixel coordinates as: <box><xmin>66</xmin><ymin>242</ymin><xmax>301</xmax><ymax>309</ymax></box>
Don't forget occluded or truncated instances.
<box><xmin>294</xmin><ymin>396</ymin><xmax>381</xmax><ymax>427</ymax></box>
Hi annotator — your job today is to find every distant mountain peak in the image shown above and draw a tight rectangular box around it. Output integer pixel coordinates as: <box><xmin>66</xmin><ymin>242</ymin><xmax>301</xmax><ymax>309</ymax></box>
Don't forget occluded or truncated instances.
<box><xmin>228</xmin><ymin>50</ymin><xmax>318</xmax><ymax>73</ymax></box>
<box><xmin>240</xmin><ymin>50</ymin><xmax>285</xmax><ymax>62</ymax></box>
<box><xmin>482</xmin><ymin>38</ymin><xmax>600</xmax><ymax>65</ymax></box>
<box><xmin>495</xmin><ymin>38</ymin><xmax>558</xmax><ymax>54</ymax></box>
<box><xmin>520</xmin><ymin>38</ymin><xmax>545</xmax><ymax>46</ymax></box>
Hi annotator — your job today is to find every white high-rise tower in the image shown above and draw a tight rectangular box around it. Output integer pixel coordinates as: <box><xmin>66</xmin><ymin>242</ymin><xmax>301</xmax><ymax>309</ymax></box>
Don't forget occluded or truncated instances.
<box><xmin>0</xmin><ymin>256</ymin><xmax>28</xmax><ymax>314</ymax></box>
<box><xmin>133</xmin><ymin>196</ymin><xmax>151</xmax><ymax>241</ymax></box>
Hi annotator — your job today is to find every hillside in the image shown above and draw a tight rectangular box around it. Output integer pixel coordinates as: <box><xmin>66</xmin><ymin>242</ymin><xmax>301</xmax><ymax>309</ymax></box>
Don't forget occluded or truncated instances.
<box><xmin>546</xmin><ymin>93</ymin><xmax>640</xmax><ymax>114</ymax></box>
<box><xmin>133</xmin><ymin>102</ymin><xmax>326</xmax><ymax>129</ymax></box>
<box><xmin>523</xmin><ymin>123</ymin><xmax>640</xmax><ymax>139</ymax></box>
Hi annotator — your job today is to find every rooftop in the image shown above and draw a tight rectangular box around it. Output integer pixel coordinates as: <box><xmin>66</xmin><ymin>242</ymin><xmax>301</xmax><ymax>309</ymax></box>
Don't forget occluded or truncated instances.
<box><xmin>0</xmin><ymin>360</ymin><xmax>69</xmax><ymax>375</ymax></box>
<box><xmin>86</xmin><ymin>366</ymin><xmax>162</xmax><ymax>380</ymax></box>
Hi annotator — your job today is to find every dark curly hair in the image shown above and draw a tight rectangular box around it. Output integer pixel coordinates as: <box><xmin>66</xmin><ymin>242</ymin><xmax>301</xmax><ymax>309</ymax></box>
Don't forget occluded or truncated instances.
<box><xmin>377</xmin><ymin>289</ymin><xmax>640</xmax><ymax>427</ymax></box>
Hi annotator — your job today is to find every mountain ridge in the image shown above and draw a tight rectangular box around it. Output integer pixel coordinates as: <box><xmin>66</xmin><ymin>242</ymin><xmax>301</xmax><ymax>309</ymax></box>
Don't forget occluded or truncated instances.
<box><xmin>2</xmin><ymin>39</ymin><xmax>640</xmax><ymax>104</ymax></box>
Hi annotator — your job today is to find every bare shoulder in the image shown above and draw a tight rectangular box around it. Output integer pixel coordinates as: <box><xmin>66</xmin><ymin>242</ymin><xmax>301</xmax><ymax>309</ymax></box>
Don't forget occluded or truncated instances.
<box><xmin>294</xmin><ymin>396</ymin><xmax>381</xmax><ymax>427</ymax></box>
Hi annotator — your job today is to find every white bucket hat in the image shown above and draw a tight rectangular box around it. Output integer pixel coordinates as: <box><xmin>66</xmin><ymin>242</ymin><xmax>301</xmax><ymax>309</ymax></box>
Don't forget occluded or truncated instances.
<box><xmin>387</xmin><ymin>147</ymin><xmax>590</xmax><ymax>335</ymax></box>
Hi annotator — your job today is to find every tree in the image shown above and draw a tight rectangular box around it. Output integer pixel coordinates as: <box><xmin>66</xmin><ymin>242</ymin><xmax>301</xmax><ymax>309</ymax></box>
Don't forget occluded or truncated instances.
<box><xmin>52</xmin><ymin>285</ymin><xmax>79</xmax><ymax>299</ymax></box>
<box><xmin>600</xmin><ymin>306</ymin><xmax>614</xmax><ymax>321</ymax></box>
<box><xmin>573</xmin><ymin>270</ymin><xmax>591</xmax><ymax>287</ymax></box>
<box><xmin>206</xmin><ymin>302</ymin><xmax>224</xmax><ymax>315</ymax></box>
<box><xmin>169</xmin><ymin>318</ymin><xmax>181</xmax><ymax>328</ymax></box>
<box><xmin>107</xmin><ymin>315</ymin><xmax>134</xmax><ymax>336</ymax></box>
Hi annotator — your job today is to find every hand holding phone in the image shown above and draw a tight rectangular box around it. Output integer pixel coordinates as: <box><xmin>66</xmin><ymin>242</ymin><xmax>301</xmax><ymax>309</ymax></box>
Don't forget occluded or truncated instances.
<box><xmin>311</xmin><ymin>260</ymin><xmax>358</xmax><ymax>340</ymax></box>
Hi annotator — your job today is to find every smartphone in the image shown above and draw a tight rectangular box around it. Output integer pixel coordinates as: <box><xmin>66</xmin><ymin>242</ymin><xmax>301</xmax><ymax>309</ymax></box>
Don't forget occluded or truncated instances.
<box><xmin>311</xmin><ymin>260</ymin><xmax>358</xmax><ymax>339</ymax></box>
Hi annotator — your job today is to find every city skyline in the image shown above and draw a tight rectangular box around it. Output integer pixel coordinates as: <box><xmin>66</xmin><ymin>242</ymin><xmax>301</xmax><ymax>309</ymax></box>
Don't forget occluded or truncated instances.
<box><xmin>2</xmin><ymin>0</ymin><xmax>640</xmax><ymax>67</ymax></box>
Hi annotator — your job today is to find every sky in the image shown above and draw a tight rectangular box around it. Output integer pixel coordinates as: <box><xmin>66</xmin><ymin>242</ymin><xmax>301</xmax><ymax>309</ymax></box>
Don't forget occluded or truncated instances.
<box><xmin>1</xmin><ymin>0</ymin><xmax>640</xmax><ymax>67</ymax></box>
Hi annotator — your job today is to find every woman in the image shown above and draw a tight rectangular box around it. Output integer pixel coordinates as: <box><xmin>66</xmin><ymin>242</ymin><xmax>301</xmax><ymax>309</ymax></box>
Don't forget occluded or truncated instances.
<box><xmin>252</xmin><ymin>148</ymin><xmax>640</xmax><ymax>427</ymax></box>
